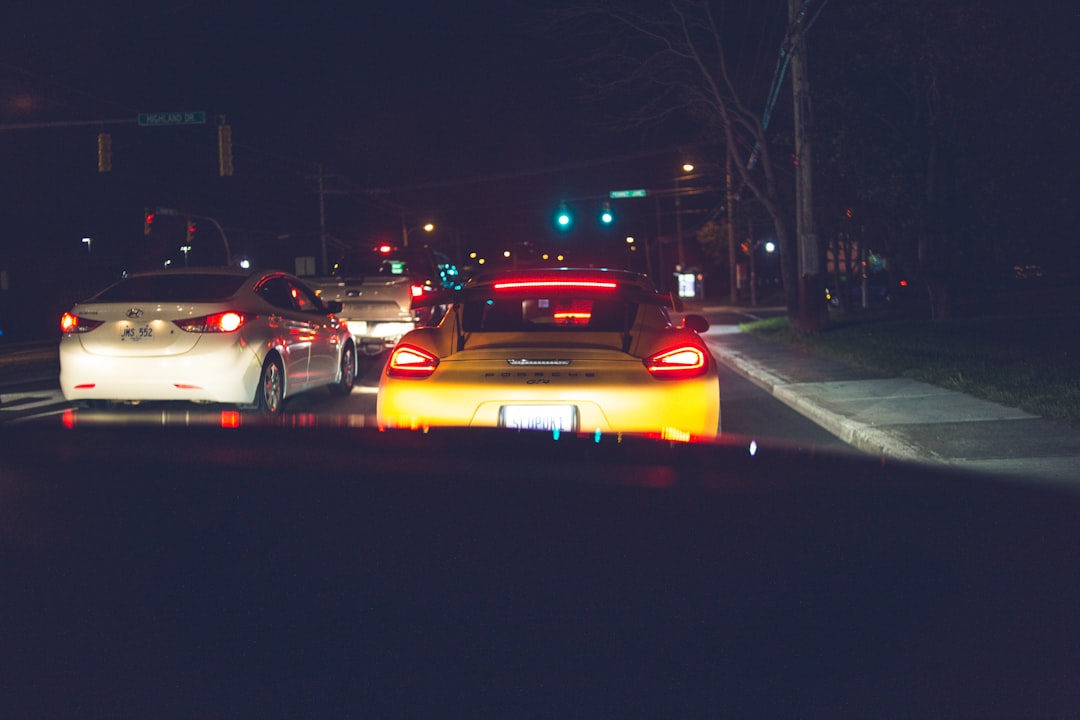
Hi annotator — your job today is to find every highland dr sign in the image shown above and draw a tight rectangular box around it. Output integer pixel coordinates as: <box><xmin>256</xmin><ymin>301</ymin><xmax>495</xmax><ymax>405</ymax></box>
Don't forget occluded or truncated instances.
<box><xmin>137</xmin><ymin>112</ymin><xmax>207</xmax><ymax>127</ymax></box>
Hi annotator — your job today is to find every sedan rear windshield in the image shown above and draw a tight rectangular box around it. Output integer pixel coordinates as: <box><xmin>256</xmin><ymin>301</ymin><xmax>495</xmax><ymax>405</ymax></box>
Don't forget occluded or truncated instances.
<box><xmin>332</xmin><ymin>251</ymin><xmax>431</xmax><ymax>278</ymax></box>
<box><xmin>461</xmin><ymin>298</ymin><xmax>636</xmax><ymax>332</ymax></box>
<box><xmin>91</xmin><ymin>274</ymin><xmax>248</xmax><ymax>303</ymax></box>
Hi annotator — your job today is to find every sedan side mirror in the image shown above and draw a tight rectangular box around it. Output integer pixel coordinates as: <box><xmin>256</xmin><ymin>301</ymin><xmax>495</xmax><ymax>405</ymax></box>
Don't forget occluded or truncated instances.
<box><xmin>681</xmin><ymin>314</ymin><xmax>709</xmax><ymax>333</ymax></box>
<box><xmin>324</xmin><ymin>300</ymin><xmax>344</xmax><ymax>315</ymax></box>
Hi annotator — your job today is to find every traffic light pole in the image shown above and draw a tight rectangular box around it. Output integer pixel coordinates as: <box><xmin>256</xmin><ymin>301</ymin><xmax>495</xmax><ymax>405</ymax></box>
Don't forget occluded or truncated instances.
<box><xmin>189</xmin><ymin>213</ymin><xmax>232</xmax><ymax>266</ymax></box>
<box><xmin>147</xmin><ymin>208</ymin><xmax>232</xmax><ymax>266</ymax></box>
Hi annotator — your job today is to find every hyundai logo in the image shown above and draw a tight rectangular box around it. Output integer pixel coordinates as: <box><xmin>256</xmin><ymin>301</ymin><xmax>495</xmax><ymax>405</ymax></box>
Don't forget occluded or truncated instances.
<box><xmin>126</xmin><ymin>308</ymin><xmax>144</xmax><ymax>319</ymax></box>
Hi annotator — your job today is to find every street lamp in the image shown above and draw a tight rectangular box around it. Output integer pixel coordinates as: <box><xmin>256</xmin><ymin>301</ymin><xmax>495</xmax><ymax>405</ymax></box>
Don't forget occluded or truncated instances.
<box><xmin>180</xmin><ymin>245</ymin><xmax>192</xmax><ymax>266</ymax></box>
<box><xmin>81</xmin><ymin>237</ymin><xmax>92</xmax><ymax>253</ymax></box>
<box><xmin>402</xmin><ymin>220</ymin><xmax>434</xmax><ymax>247</ymax></box>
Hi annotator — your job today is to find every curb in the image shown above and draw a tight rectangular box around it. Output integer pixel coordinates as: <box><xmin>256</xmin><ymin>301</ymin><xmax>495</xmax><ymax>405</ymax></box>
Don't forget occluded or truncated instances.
<box><xmin>712</xmin><ymin>345</ymin><xmax>930</xmax><ymax>463</ymax></box>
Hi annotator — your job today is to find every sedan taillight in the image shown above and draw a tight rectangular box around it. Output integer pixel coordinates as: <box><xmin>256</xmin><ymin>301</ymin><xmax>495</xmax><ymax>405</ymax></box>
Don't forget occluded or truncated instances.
<box><xmin>175</xmin><ymin>311</ymin><xmax>248</xmax><ymax>333</ymax></box>
<box><xmin>387</xmin><ymin>344</ymin><xmax>440</xmax><ymax>378</ymax></box>
<box><xmin>60</xmin><ymin>313</ymin><xmax>103</xmax><ymax>334</ymax></box>
<box><xmin>643</xmin><ymin>345</ymin><xmax>708</xmax><ymax>379</ymax></box>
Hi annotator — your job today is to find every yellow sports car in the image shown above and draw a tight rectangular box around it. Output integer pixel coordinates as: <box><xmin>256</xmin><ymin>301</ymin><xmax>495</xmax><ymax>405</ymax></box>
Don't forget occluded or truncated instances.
<box><xmin>377</xmin><ymin>267</ymin><xmax>720</xmax><ymax>440</ymax></box>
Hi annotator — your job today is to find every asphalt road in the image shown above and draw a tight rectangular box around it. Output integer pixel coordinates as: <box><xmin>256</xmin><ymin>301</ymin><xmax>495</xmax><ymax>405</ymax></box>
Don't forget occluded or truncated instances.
<box><xmin>0</xmin><ymin>314</ymin><xmax>853</xmax><ymax>456</ymax></box>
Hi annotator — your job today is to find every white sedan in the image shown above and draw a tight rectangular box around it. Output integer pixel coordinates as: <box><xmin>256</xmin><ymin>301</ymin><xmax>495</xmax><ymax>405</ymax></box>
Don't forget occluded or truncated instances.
<box><xmin>60</xmin><ymin>267</ymin><xmax>356</xmax><ymax>413</ymax></box>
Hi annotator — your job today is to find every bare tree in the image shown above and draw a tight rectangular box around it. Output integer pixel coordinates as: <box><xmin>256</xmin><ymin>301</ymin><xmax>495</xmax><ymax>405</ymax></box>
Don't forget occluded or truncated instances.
<box><xmin>545</xmin><ymin>0</ymin><xmax>805</xmax><ymax>322</ymax></box>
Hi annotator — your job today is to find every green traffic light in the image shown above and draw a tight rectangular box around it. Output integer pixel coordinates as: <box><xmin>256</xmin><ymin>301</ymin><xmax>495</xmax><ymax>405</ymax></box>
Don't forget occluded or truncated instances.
<box><xmin>556</xmin><ymin>204</ymin><xmax>572</xmax><ymax>229</ymax></box>
<box><xmin>600</xmin><ymin>202</ymin><xmax>614</xmax><ymax>225</ymax></box>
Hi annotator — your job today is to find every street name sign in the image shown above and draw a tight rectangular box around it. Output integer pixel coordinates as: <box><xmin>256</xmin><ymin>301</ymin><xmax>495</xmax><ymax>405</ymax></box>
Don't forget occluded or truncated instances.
<box><xmin>138</xmin><ymin>112</ymin><xmax>207</xmax><ymax>127</ymax></box>
<box><xmin>609</xmin><ymin>189</ymin><xmax>648</xmax><ymax>198</ymax></box>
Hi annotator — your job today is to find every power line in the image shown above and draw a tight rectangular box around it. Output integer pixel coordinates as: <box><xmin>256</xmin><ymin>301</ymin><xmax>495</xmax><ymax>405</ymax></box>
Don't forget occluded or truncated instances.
<box><xmin>352</xmin><ymin>147</ymin><xmax>677</xmax><ymax>195</ymax></box>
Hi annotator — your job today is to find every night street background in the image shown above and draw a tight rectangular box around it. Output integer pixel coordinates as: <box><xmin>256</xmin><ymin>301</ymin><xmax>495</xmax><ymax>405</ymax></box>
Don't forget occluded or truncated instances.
<box><xmin>2</xmin><ymin>0</ymin><xmax>1076</xmax><ymax>338</ymax></box>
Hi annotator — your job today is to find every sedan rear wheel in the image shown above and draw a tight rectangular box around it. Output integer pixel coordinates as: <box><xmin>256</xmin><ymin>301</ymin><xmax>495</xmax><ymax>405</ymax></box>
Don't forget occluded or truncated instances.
<box><xmin>256</xmin><ymin>355</ymin><xmax>285</xmax><ymax>414</ymax></box>
<box><xmin>329</xmin><ymin>343</ymin><xmax>356</xmax><ymax>397</ymax></box>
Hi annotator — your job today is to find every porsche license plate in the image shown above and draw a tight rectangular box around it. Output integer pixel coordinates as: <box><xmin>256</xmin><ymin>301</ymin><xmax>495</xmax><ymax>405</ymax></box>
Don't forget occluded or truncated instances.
<box><xmin>499</xmin><ymin>405</ymin><xmax>577</xmax><ymax>432</ymax></box>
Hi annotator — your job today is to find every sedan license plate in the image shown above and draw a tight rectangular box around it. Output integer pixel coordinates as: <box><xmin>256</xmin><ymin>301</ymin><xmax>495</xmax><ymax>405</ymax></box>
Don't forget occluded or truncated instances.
<box><xmin>499</xmin><ymin>405</ymin><xmax>577</xmax><ymax>432</ymax></box>
<box><xmin>121</xmin><ymin>325</ymin><xmax>154</xmax><ymax>341</ymax></box>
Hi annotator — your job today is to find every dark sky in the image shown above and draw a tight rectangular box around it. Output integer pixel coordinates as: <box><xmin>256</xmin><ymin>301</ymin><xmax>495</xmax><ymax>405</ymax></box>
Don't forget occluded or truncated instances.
<box><xmin>2</xmin><ymin>0</ymin><xmax>711</xmax><ymax>281</ymax></box>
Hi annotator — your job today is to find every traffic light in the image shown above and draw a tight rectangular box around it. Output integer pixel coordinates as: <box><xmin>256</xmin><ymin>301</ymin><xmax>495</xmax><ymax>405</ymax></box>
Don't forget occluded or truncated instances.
<box><xmin>218</xmin><ymin>124</ymin><xmax>233</xmax><ymax>177</ymax></box>
<box><xmin>143</xmin><ymin>209</ymin><xmax>155</xmax><ymax>236</ymax></box>
<box><xmin>555</xmin><ymin>203</ymin><xmax>572</xmax><ymax>230</ymax></box>
<box><xmin>97</xmin><ymin>133</ymin><xmax>112</xmax><ymax>173</ymax></box>
<box><xmin>186</xmin><ymin>219</ymin><xmax>196</xmax><ymax>243</ymax></box>
<box><xmin>600</xmin><ymin>203</ymin><xmax>614</xmax><ymax>225</ymax></box>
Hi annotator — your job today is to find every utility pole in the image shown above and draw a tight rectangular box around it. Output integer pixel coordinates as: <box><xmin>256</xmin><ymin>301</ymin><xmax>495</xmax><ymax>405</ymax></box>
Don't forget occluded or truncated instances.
<box><xmin>748</xmin><ymin>217</ymin><xmax>757</xmax><ymax>307</ymax></box>
<box><xmin>654</xmin><ymin>194</ymin><xmax>666</xmax><ymax>293</ymax></box>
<box><xmin>316</xmin><ymin>164</ymin><xmax>328</xmax><ymax>275</ymax></box>
<box><xmin>726</xmin><ymin>148</ymin><xmax>737</xmax><ymax>305</ymax></box>
<box><xmin>788</xmin><ymin>0</ymin><xmax>828</xmax><ymax>331</ymax></box>
<box><xmin>674</xmin><ymin>184</ymin><xmax>685</xmax><ymax>271</ymax></box>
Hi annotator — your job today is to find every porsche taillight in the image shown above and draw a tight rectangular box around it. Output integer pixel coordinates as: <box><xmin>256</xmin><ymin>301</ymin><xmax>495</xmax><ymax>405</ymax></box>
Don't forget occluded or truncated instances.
<box><xmin>175</xmin><ymin>311</ymin><xmax>248</xmax><ymax>333</ymax></box>
<box><xmin>387</xmin><ymin>344</ymin><xmax>440</xmax><ymax>378</ymax></box>
<box><xmin>643</xmin><ymin>345</ymin><xmax>708</xmax><ymax>379</ymax></box>
<box><xmin>60</xmin><ymin>313</ymin><xmax>103</xmax><ymax>334</ymax></box>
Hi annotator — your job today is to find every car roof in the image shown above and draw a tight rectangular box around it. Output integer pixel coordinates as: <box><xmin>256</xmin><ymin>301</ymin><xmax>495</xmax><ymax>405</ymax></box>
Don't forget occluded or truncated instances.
<box><xmin>119</xmin><ymin>266</ymin><xmax>289</xmax><ymax>280</ymax></box>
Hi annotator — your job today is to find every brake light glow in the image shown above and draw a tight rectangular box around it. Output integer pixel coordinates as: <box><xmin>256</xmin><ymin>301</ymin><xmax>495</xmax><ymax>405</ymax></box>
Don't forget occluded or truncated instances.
<box><xmin>410</xmin><ymin>284</ymin><xmax>426</xmax><ymax>297</ymax></box>
<box><xmin>643</xmin><ymin>345</ymin><xmax>708</xmax><ymax>379</ymax></box>
<box><xmin>387</xmin><ymin>344</ymin><xmax>440</xmax><ymax>378</ymax></box>
<box><xmin>553</xmin><ymin>311</ymin><xmax>592</xmax><ymax>325</ymax></box>
<box><xmin>175</xmin><ymin>311</ymin><xmax>248</xmax><ymax>333</ymax></box>
<box><xmin>60</xmin><ymin>313</ymin><xmax>103</xmax><ymax>334</ymax></box>
<box><xmin>493</xmin><ymin>280</ymin><xmax>617</xmax><ymax>291</ymax></box>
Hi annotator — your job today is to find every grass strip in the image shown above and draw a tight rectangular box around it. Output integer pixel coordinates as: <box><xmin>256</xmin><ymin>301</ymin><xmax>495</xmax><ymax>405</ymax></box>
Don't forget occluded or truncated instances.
<box><xmin>741</xmin><ymin>307</ymin><xmax>1080</xmax><ymax>426</ymax></box>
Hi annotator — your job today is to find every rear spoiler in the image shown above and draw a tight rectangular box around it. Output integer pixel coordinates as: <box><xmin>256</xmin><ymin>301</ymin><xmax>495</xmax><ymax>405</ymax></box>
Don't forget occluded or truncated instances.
<box><xmin>411</xmin><ymin>286</ymin><xmax>684</xmax><ymax>312</ymax></box>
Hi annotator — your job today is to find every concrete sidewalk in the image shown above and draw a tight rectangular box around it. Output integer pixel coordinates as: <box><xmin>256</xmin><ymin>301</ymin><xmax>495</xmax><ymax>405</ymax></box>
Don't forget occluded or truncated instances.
<box><xmin>702</xmin><ymin>320</ymin><xmax>1080</xmax><ymax>486</ymax></box>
